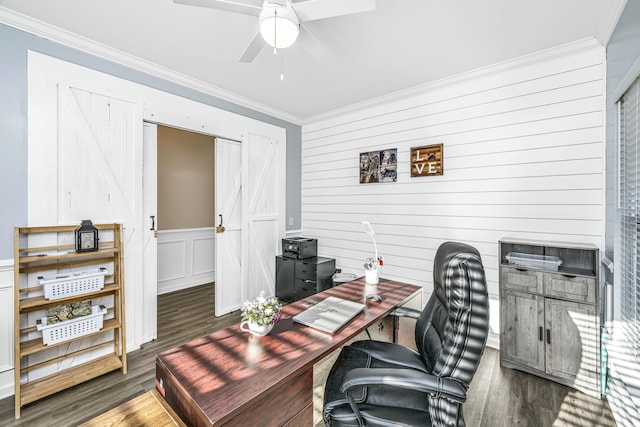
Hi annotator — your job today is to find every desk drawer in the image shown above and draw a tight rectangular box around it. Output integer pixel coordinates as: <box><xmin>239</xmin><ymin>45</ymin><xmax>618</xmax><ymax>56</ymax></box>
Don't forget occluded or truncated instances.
<box><xmin>502</xmin><ymin>266</ymin><xmax>543</xmax><ymax>294</ymax></box>
<box><xmin>295</xmin><ymin>262</ymin><xmax>318</xmax><ymax>281</ymax></box>
<box><xmin>295</xmin><ymin>279</ymin><xmax>317</xmax><ymax>298</ymax></box>
<box><xmin>544</xmin><ymin>272</ymin><xmax>596</xmax><ymax>304</ymax></box>
<box><xmin>228</xmin><ymin>369</ymin><xmax>312</xmax><ymax>426</ymax></box>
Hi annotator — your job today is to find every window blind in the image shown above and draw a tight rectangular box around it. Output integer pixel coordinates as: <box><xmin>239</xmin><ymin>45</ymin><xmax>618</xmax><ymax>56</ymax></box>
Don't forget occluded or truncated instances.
<box><xmin>619</xmin><ymin>76</ymin><xmax>640</xmax><ymax>355</ymax></box>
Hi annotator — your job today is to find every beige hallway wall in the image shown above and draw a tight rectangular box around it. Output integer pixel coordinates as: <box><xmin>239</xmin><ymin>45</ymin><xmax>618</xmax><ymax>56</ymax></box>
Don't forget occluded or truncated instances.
<box><xmin>158</xmin><ymin>125</ymin><xmax>215</xmax><ymax>230</ymax></box>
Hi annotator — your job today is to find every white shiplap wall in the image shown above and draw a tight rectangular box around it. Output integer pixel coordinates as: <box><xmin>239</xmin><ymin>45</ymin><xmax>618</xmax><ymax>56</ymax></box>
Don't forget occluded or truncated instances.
<box><xmin>301</xmin><ymin>39</ymin><xmax>605</xmax><ymax>331</ymax></box>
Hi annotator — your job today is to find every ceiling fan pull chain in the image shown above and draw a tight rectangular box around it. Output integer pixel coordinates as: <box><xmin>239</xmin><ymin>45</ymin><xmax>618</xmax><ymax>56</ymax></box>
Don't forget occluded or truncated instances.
<box><xmin>273</xmin><ymin>8</ymin><xmax>278</xmax><ymax>55</ymax></box>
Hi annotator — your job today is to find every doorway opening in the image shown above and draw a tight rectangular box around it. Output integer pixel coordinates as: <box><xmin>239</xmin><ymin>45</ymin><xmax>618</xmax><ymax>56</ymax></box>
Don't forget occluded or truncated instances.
<box><xmin>156</xmin><ymin>125</ymin><xmax>216</xmax><ymax>291</ymax></box>
<box><xmin>155</xmin><ymin>125</ymin><xmax>217</xmax><ymax>336</ymax></box>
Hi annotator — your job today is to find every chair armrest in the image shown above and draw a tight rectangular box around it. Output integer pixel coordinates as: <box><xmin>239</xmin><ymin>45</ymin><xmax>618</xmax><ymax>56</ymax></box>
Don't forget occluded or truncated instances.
<box><xmin>341</xmin><ymin>368</ymin><xmax>467</xmax><ymax>403</ymax></box>
<box><xmin>389</xmin><ymin>307</ymin><xmax>421</xmax><ymax>319</ymax></box>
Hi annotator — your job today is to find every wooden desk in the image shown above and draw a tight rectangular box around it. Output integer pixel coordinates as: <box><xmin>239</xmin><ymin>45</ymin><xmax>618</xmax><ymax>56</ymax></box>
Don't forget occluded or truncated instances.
<box><xmin>156</xmin><ymin>279</ymin><xmax>421</xmax><ymax>427</ymax></box>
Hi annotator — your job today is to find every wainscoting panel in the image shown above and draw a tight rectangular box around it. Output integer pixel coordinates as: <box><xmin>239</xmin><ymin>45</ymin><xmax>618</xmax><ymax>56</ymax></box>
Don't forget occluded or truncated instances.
<box><xmin>301</xmin><ymin>40</ymin><xmax>605</xmax><ymax>346</ymax></box>
<box><xmin>0</xmin><ymin>259</ymin><xmax>14</xmax><ymax>399</ymax></box>
<box><xmin>192</xmin><ymin>236</ymin><xmax>215</xmax><ymax>276</ymax></box>
<box><xmin>157</xmin><ymin>228</ymin><xmax>215</xmax><ymax>295</ymax></box>
<box><xmin>158</xmin><ymin>240</ymin><xmax>187</xmax><ymax>282</ymax></box>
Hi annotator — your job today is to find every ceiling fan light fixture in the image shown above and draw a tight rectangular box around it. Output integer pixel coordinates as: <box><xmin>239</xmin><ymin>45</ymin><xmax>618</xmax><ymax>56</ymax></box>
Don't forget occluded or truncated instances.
<box><xmin>259</xmin><ymin>1</ymin><xmax>299</xmax><ymax>49</ymax></box>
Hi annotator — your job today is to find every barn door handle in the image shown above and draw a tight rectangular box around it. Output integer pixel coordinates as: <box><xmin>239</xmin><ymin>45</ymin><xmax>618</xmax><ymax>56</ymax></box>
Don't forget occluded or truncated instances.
<box><xmin>216</xmin><ymin>214</ymin><xmax>225</xmax><ymax>233</ymax></box>
<box><xmin>150</xmin><ymin>215</ymin><xmax>155</xmax><ymax>231</ymax></box>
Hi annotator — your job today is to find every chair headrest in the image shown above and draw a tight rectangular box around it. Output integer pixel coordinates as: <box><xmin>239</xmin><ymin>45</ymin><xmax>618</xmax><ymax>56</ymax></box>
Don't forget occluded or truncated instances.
<box><xmin>433</xmin><ymin>241</ymin><xmax>482</xmax><ymax>288</ymax></box>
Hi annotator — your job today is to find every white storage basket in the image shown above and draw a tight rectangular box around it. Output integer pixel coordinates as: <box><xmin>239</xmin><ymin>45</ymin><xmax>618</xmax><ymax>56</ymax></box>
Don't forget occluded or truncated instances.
<box><xmin>38</xmin><ymin>268</ymin><xmax>107</xmax><ymax>300</ymax></box>
<box><xmin>36</xmin><ymin>305</ymin><xmax>107</xmax><ymax>345</ymax></box>
<box><xmin>505</xmin><ymin>252</ymin><xmax>562</xmax><ymax>271</ymax></box>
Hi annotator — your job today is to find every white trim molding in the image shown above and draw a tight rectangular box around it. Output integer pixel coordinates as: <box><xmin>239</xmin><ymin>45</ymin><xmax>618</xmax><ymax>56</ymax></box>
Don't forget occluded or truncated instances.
<box><xmin>613</xmin><ymin>55</ymin><xmax>640</xmax><ymax>103</ymax></box>
<box><xmin>0</xmin><ymin>371</ymin><xmax>13</xmax><ymax>400</ymax></box>
<box><xmin>594</xmin><ymin>0</ymin><xmax>628</xmax><ymax>46</ymax></box>
<box><xmin>0</xmin><ymin>6</ymin><xmax>302</xmax><ymax>125</ymax></box>
<box><xmin>0</xmin><ymin>259</ymin><xmax>14</xmax><ymax>399</ymax></box>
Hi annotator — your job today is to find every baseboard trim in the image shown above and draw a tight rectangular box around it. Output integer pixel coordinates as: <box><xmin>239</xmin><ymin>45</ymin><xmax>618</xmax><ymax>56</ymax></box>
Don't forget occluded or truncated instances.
<box><xmin>486</xmin><ymin>332</ymin><xmax>500</xmax><ymax>350</ymax></box>
<box><xmin>0</xmin><ymin>370</ymin><xmax>14</xmax><ymax>399</ymax></box>
<box><xmin>158</xmin><ymin>278</ymin><xmax>214</xmax><ymax>296</ymax></box>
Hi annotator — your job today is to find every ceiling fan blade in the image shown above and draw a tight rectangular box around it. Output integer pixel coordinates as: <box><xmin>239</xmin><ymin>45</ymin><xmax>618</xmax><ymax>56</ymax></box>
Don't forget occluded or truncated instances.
<box><xmin>173</xmin><ymin>0</ymin><xmax>262</xmax><ymax>16</ymax></box>
<box><xmin>292</xmin><ymin>0</ymin><xmax>376</xmax><ymax>22</ymax></box>
<box><xmin>239</xmin><ymin>31</ymin><xmax>266</xmax><ymax>63</ymax></box>
<box><xmin>299</xmin><ymin>23</ymin><xmax>331</xmax><ymax>59</ymax></box>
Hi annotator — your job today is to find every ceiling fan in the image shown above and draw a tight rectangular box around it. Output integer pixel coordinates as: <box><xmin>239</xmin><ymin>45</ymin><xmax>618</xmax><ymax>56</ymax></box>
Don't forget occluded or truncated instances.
<box><xmin>174</xmin><ymin>0</ymin><xmax>376</xmax><ymax>63</ymax></box>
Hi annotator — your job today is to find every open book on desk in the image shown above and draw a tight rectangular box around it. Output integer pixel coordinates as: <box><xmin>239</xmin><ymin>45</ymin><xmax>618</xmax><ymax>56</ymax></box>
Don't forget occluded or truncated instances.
<box><xmin>293</xmin><ymin>296</ymin><xmax>366</xmax><ymax>334</ymax></box>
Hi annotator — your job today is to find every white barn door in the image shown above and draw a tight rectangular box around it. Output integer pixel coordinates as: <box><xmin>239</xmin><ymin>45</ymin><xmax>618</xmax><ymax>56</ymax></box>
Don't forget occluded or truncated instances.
<box><xmin>29</xmin><ymin>83</ymin><xmax>143</xmax><ymax>351</ymax></box>
<box><xmin>243</xmin><ymin>133</ymin><xmax>282</xmax><ymax>299</ymax></box>
<box><xmin>215</xmin><ymin>138</ymin><xmax>243</xmax><ymax>315</ymax></box>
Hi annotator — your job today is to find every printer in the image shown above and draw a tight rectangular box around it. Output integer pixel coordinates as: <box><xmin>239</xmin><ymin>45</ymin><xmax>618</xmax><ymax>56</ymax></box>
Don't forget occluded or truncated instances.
<box><xmin>282</xmin><ymin>237</ymin><xmax>317</xmax><ymax>260</ymax></box>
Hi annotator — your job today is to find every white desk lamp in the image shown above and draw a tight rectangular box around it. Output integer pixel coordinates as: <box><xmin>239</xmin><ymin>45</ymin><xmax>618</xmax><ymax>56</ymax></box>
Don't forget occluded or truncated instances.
<box><xmin>362</xmin><ymin>221</ymin><xmax>381</xmax><ymax>286</ymax></box>
<box><xmin>362</xmin><ymin>221</ymin><xmax>378</xmax><ymax>262</ymax></box>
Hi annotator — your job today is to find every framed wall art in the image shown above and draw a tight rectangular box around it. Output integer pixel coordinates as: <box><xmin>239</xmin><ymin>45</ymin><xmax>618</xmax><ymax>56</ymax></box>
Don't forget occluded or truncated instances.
<box><xmin>410</xmin><ymin>143</ymin><xmax>443</xmax><ymax>177</ymax></box>
<box><xmin>360</xmin><ymin>148</ymin><xmax>397</xmax><ymax>184</ymax></box>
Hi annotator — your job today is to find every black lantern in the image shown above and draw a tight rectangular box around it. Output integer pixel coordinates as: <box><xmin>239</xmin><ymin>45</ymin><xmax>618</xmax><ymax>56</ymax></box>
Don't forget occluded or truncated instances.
<box><xmin>75</xmin><ymin>220</ymin><xmax>99</xmax><ymax>252</ymax></box>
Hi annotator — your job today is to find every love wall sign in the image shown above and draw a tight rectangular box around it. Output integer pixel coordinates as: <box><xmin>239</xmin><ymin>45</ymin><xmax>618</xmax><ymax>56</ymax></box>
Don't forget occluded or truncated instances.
<box><xmin>411</xmin><ymin>144</ymin><xmax>443</xmax><ymax>177</ymax></box>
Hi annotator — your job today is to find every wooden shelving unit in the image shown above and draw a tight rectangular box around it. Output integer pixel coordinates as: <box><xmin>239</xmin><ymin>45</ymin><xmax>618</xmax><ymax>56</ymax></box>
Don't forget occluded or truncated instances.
<box><xmin>13</xmin><ymin>223</ymin><xmax>126</xmax><ymax>419</ymax></box>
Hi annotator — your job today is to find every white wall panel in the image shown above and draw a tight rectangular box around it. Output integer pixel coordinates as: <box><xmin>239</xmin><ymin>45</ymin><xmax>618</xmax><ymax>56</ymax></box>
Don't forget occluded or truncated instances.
<box><xmin>158</xmin><ymin>240</ymin><xmax>187</xmax><ymax>281</ymax></box>
<box><xmin>0</xmin><ymin>260</ymin><xmax>13</xmax><ymax>399</ymax></box>
<box><xmin>301</xmin><ymin>41</ymin><xmax>605</xmax><ymax>346</ymax></box>
<box><xmin>0</xmin><ymin>287</ymin><xmax>13</xmax><ymax>372</ymax></box>
<box><xmin>157</xmin><ymin>228</ymin><xmax>215</xmax><ymax>295</ymax></box>
<box><xmin>192</xmin><ymin>236</ymin><xmax>215</xmax><ymax>276</ymax></box>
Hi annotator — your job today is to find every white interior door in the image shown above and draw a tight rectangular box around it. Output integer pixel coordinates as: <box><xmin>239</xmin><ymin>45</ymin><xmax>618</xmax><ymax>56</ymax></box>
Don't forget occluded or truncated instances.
<box><xmin>215</xmin><ymin>138</ymin><xmax>243</xmax><ymax>315</ymax></box>
<box><xmin>143</xmin><ymin>123</ymin><xmax>158</xmax><ymax>342</ymax></box>
<box><xmin>243</xmin><ymin>133</ymin><xmax>283</xmax><ymax>299</ymax></box>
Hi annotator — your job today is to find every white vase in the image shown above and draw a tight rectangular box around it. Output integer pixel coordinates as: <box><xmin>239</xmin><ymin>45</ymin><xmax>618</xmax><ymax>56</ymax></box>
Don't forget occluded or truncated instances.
<box><xmin>365</xmin><ymin>269</ymin><xmax>379</xmax><ymax>285</ymax></box>
<box><xmin>240</xmin><ymin>321</ymin><xmax>274</xmax><ymax>336</ymax></box>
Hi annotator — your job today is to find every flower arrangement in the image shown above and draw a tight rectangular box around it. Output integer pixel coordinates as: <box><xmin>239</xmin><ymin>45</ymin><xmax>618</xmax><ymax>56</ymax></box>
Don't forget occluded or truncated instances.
<box><xmin>241</xmin><ymin>292</ymin><xmax>282</xmax><ymax>326</ymax></box>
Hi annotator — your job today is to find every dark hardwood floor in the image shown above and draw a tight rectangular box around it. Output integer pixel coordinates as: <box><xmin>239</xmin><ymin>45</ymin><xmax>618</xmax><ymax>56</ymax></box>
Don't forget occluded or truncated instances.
<box><xmin>463</xmin><ymin>348</ymin><xmax>615</xmax><ymax>427</ymax></box>
<box><xmin>0</xmin><ymin>284</ymin><xmax>616</xmax><ymax>426</ymax></box>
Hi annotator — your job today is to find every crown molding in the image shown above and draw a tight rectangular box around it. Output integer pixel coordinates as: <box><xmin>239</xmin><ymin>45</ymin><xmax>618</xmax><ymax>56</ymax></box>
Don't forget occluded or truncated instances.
<box><xmin>305</xmin><ymin>37</ymin><xmax>603</xmax><ymax>125</ymax></box>
<box><xmin>0</xmin><ymin>7</ymin><xmax>303</xmax><ymax>125</ymax></box>
<box><xmin>613</xmin><ymin>55</ymin><xmax>640</xmax><ymax>103</ymax></box>
<box><xmin>595</xmin><ymin>0</ymin><xmax>627</xmax><ymax>46</ymax></box>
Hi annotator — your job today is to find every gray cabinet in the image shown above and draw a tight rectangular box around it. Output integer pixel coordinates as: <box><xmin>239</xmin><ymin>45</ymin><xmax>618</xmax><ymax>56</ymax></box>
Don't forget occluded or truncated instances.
<box><xmin>276</xmin><ymin>256</ymin><xmax>336</xmax><ymax>303</ymax></box>
<box><xmin>499</xmin><ymin>239</ymin><xmax>600</xmax><ymax>397</ymax></box>
<box><xmin>545</xmin><ymin>298</ymin><xmax>597</xmax><ymax>387</ymax></box>
<box><xmin>501</xmin><ymin>289</ymin><xmax>545</xmax><ymax>371</ymax></box>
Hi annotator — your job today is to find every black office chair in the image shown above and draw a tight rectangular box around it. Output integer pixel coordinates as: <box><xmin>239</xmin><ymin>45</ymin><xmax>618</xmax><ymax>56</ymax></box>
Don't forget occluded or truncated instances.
<box><xmin>323</xmin><ymin>241</ymin><xmax>489</xmax><ymax>427</ymax></box>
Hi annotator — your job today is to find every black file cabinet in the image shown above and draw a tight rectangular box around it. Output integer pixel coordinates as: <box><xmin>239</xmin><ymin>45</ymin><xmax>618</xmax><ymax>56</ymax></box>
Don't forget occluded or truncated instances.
<box><xmin>276</xmin><ymin>256</ymin><xmax>336</xmax><ymax>303</ymax></box>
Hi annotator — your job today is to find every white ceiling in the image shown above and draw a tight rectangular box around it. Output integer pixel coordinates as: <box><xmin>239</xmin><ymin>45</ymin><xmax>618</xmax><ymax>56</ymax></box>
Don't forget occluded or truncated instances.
<box><xmin>0</xmin><ymin>0</ymin><xmax>623</xmax><ymax>122</ymax></box>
